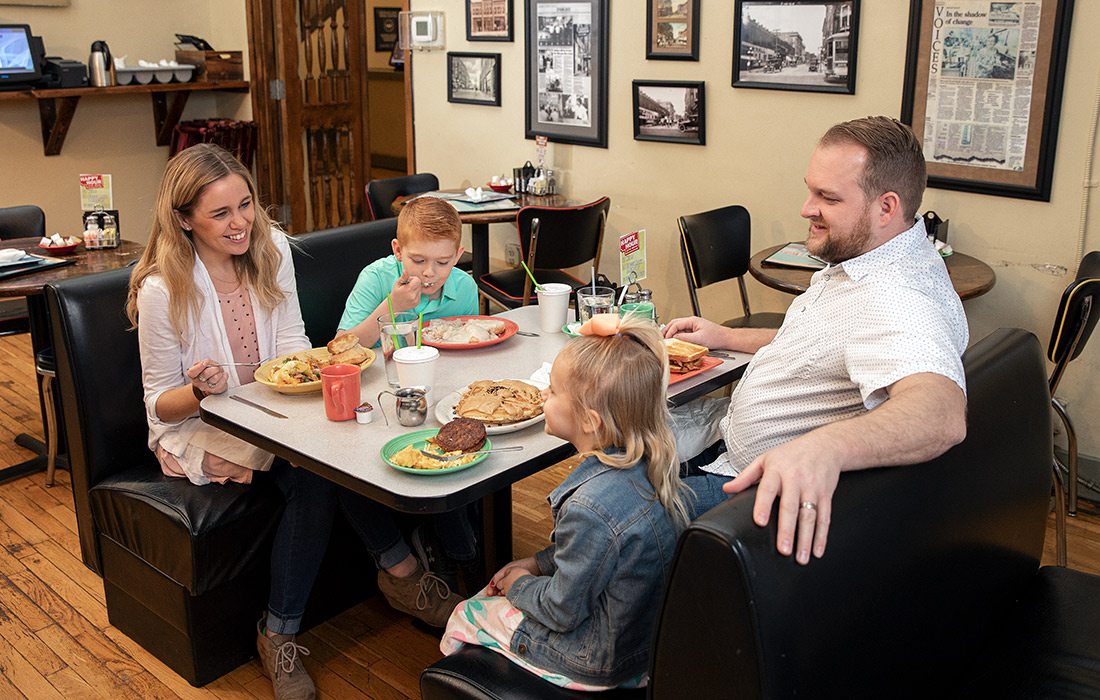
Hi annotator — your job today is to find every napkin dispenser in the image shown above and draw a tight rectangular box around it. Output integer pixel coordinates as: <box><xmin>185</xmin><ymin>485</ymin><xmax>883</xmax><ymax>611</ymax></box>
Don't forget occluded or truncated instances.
<box><xmin>923</xmin><ymin>210</ymin><xmax>949</xmax><ymax>244</ymax></box>
<box><xmin>513</xmin><ymin>161</ymin><xmax>536</xmax><ymax>194</ymax></box>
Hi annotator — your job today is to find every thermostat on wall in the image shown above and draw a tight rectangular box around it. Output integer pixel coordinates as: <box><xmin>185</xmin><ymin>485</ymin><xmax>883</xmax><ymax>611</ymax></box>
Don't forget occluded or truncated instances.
<box><xmin>399</xmin><ymin>10</ymin><xmax>445</xmax><ymax>51</ymax></box>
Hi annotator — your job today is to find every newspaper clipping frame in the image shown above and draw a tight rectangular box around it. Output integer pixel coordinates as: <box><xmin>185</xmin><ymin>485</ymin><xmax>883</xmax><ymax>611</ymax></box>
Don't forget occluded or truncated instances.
<box><xmin>901</xmin><ymin>0</ymin><xmax>1074</xmax><ymax>201</ymax></box>
<box><xmin>524</xmin><ymin>0</ymin><xmax>610</xmax><ymax>148</ymax></box>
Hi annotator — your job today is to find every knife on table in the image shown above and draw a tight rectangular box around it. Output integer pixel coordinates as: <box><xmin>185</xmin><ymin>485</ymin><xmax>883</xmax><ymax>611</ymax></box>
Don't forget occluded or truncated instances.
<box><xmin>229</xmin><ymin>394</ymin><xmax>288</xmax><ymax>419</ymax></box>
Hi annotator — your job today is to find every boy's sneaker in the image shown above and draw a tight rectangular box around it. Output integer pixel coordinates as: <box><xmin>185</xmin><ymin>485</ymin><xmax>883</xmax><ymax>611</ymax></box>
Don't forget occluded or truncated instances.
<box><xmin>377</xmin><ymin>562</ymin><xmax>456</xmax><ymax>627</ymax></box>
<box><xmin>255</xmin><ymin>623</ymin><xmax>316</xmax><ymax>700</ymax></box>
<box><xmin>411</xmin><ymin>524</ymin><xmax>486</xmax><ymax>597</ymax></box>
<box><xmin>411</xmin><ymin>524</ymin><xmax>457</xmax><ymax>587</ymax></box>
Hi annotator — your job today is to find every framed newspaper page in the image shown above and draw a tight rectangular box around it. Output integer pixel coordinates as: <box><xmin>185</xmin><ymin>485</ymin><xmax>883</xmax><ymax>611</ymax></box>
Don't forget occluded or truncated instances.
<box><xmin>524</xmin><ymin>0</ymin><xmax>610</xmax><ymax>148</ymax></box>
<box><xmin>901</xmin><ymin>0</ymin><xmax>1074</xmax><ymax>201</ymax></box>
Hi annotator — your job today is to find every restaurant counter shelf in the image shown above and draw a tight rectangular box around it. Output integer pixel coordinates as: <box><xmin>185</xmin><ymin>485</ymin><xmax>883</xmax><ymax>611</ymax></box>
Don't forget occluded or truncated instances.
<box><xmin>0</xmin><ymin>80</ymin><xmax>250</xmax><ymax>156</ymax></box>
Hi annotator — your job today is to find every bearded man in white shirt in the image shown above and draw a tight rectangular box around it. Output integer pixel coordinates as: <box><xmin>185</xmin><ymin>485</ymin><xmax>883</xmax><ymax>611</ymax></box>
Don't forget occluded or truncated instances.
<box><xmin>665</xmin><ymin>116</ymin><xmax>969</xmax><ymax>566</ymax></box>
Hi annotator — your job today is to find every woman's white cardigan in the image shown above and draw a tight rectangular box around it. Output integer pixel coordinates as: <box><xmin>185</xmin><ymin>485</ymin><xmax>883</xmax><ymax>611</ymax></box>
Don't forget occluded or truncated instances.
<box><xmin>136</xmin><ymin>233</ymin><xmax>310</xmax><ymax>484</ymax></box>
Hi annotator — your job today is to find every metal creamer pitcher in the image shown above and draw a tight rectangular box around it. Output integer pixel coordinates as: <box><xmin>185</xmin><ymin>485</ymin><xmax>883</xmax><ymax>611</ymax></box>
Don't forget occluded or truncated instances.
<box><xmin>377</xmin><ymin>386</ymin><xmax>429</xmax><ymax>427</ymax></box>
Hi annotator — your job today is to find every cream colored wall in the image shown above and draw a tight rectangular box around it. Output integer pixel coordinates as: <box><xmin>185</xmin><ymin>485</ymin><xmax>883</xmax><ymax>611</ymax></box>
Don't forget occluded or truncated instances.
<box><xmin>411</xmin><ymin>0</ymin><xmax>1100</xmax><ymax>457</ymax></box>
<box><xmin>0</xmin><ymin>2</ymin><xmax>249</xmax><ymax>241</ymax></box>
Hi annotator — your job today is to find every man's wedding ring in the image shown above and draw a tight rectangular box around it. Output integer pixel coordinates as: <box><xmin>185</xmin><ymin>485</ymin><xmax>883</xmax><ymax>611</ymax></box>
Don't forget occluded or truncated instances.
<box><xmin>800</xmin><ymin>501</ymin><xmax>817</xmax><ymax>512</ymax></box>
<box><xmin>206</xmin><ymin>380</ymin><xmax>216</xmax><ymax>388</ymax></box>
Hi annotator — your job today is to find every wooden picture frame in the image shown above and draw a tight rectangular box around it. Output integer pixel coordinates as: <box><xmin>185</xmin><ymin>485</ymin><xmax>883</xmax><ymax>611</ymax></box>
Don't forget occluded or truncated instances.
<box><xmin>632</xmin><ymin>80</ymin><xmax>705</xmax><ymax>145</ymax></box>
<box><xmin>448</xmin><ymin>52</ymin><xmax>502</xmax><ymax>106</ymax></box>
<box><xmin>901</xmin><ymin>0</ymin><xmax>1075</xmax><ymax>201</ymax></box>
<box><xmin>647</xmin><ymin>0</ymin><xmax>700</xmax><ymax>61</ymax></box>
<box><xmin>524</xmin><ymin>0</ymin><xmax>610</xmax><ymax>148</ymax></box>
<box><xmin>467</xmin><ymin>0</ymin><xmax>514</xmax><ymax>42</ymax></box>
<box><xmin>732</xmin><ymin>0</ymin><xmax>859</xmax><ymax>94</ymax></box>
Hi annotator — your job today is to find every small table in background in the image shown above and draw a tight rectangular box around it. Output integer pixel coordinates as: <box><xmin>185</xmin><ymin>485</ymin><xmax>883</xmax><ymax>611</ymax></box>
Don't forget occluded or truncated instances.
<box><xmin>392</xmin><ymin>191</ymin><xmax>574</xmax><ymax>278</ymax></box>
<box><xmin>0</xmin><ymin>239</ymin><xmax>143</xmax><ymax>481</ymax></box>
<box><xmin>748</xmin><ymin>244</ymin><xmax>997</xmax><ymax>300</ymax></box>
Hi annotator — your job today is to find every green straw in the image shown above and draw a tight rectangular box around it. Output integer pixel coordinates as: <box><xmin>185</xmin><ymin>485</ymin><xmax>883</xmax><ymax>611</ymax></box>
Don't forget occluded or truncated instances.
<box><xmin>386</xmin><ymin>294</ymin><xmax>405</xmax><ymax>349</ymax></box>
<box><xmin>520</xmin><ymin>261</ymin><xmax>544</xmax><ymax>292</ymax></box>
<box><xmin>417</xmin><ymin>312</ymin><xmax>423</xmax><ymax>349</ymax></box>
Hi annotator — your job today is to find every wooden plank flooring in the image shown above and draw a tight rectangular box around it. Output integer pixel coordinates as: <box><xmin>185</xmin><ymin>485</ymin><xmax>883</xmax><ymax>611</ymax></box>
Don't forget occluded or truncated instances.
<box><xmin>0</xmin><ymin>331</ymin><xmax>1097</xmax><ymax>698</ymax></box>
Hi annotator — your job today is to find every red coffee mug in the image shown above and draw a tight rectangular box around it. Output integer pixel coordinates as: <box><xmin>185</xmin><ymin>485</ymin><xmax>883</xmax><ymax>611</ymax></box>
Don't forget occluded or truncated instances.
<box><xmin>321</xmin><ymin>363</ymin><xmax>361</xmax><ymax>421</ymax></box>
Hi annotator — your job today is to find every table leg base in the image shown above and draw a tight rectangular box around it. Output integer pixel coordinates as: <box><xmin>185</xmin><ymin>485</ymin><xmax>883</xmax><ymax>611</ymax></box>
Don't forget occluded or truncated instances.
<box><xmin>2</xmin><ymin>433</ymin><xmax>68</xmax><ymax>484</ymax></box>
<box><xmin>480</xmin><ymin>489</ymin><xmax>514</xmax><ymax>582</ymax></box>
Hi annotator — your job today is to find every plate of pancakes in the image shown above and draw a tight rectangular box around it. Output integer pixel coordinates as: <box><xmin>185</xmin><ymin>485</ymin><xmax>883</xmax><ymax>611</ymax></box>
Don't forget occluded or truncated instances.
<box><xmin>253</xmin><ymin>333</ymin><xmax>375</xmax><ymax>395</ymax></box>
<box><xmin>434</xmin><ymin>378</ymin><xmax>547</xmax><ymax>434</ymax></box>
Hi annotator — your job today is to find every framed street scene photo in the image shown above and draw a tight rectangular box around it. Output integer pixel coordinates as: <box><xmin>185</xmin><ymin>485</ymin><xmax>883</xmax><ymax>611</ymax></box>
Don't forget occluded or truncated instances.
<box><xmin>448</xmin><ymin>52</ymin><xmax>502</xmax><ymax>106</ymax></box>
<box><xmin>633</xmin><ymin>80</ymin><xmax>705</xmax><ymax>145</ymax></box>
<box><xmin>374</xmin><ymin>7</ymin><xmax>400</xmax><ymax>52</ymax></box>
<box><xmin>647</xmin><ymin>0</ymin><xmax>700</xmax><ymax>60</ymax></box>
<box><xmin>525</xmin><ymin>0</ymin><xmax>610</xmax><ymax>148</ymax></box>
<box><xmin>732</xmin><ymin>0</ymin><xmax>859</xmax><ymax>94</ymax></box>
<box><xmin>467</xmin><ymin>0</ymin><xmax>514</xmax><ymax>41</ymax></box>
<box><xmin>901</xmin><ymin>0</ymin><xmax>1074</xmax><ymax>201</ymax></box>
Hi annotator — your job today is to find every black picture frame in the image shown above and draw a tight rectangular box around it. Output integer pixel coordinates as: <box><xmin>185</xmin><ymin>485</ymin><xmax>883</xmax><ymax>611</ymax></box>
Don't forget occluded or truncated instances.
<box><xmin>467</xmin><ymin>0</ymin><xmax>514</xmax><ymax>42</ymax></box>
<box><xmin>448</xmin><ymin>52</ymin><xmax>502</xmax><ymax>106</ymax></box>
<box><xmin>524</xmin><ymin>0</ymin><xmax>610</xmax><ymax>148</ymax></box>
<box><xmin>647</xmin><ymin>0</ymin><xmax>700</xmax><ymax>61</ymax></box>
<box><xmin>901</xmin><ymin>0</ymin><xmax>1075</xmax><ymax>201</ymax></box>
<box><xmin>632</xmin><ymin>80</ymin><xmax>705</xmax><ymax>145</ymax></box>
<box><xmin>732</xmin><ymin>0</ymin><xmax>859</xmax><ymax>95</ymax></box>
<box><xmin>374</xmin><ymin>7</ymin><xmax>400</xmax><ymax>52</ymax></box>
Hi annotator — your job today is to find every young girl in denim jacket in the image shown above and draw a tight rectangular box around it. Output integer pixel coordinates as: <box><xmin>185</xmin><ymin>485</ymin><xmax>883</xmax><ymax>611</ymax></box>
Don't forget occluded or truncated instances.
<box><xmin>441</xmin><ymin>314</ymin><xmax>689</xmax><ymax>690</ymax></box>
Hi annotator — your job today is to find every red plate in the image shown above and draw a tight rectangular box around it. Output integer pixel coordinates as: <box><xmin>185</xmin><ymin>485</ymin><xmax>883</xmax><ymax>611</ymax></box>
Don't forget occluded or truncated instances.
<box><xmin>420</xmin><ymin>315</ymin><xmax>519</xmax><ymax>350</ymax></box>
<box><xmin>669</xmin><ymin>355</ymin><xmax>723</xmax><ymax>385</ymax></box>
<box><xmin>38</xmin><ymin>242</ymin><xmax>81</xmax><ymax>255</ymax></box>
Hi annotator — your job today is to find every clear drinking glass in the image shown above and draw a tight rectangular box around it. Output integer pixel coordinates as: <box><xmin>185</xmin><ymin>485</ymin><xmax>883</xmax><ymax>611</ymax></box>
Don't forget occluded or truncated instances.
<box><xmin>377</xmin><ymin>312</ymin><xmax>419</xmax><ymax>387</ymax></box>
<box><xmin>576</xmin><ymin>286</ymin><xmax>615</xmax><ymax>322</ymax></box>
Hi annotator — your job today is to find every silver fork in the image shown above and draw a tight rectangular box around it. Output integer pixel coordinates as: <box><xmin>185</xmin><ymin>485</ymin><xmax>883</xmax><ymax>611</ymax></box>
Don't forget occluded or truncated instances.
<box><xmin>207</xmin><ymin>361</ymin><xmax>263</xmax><ymax>367</ymax></box>
<box><xmin>418</xmin><ymin>445</ymin><xmax>525</xmax><ymax>462</ymax></box>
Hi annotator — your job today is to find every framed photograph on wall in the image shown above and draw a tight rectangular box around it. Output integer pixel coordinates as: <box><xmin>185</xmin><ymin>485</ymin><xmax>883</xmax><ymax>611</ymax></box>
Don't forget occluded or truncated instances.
<box><xmin>467</xmin><ymin>0</ymin><xmax>514</xmax><ymax>41</ymax></box>
<box><xmin>732</xmin><ymin>0</ymin><xmax>859</xmax><ymax>94</ymax></box>
<box><xmin>647</xmin><ymin>0</ymin><xmax>700</xmax><ymax>60</ymax></box>
<box><xmin>633</xmin><ymin>80</ymin><xmax>705</xmax><ymax>145</ymax></box>
<box><xmin>374</xmin><ymin>7</ymin><xmax>400</xmax><ymax>52</ymax></box>
<box><xmin>448</xmin><ymin>52</ymin><xmax>502</xmax><ymax>106</ymax></box>
<box><xmin>524</xmin><ymin>0</ymin><xmax>610</xmax><ymax>148</ymax></box>
<box><xmin>901</xmin><ymin>0</ymin><xmax>1074</xmax><ymax>201</ymax></box>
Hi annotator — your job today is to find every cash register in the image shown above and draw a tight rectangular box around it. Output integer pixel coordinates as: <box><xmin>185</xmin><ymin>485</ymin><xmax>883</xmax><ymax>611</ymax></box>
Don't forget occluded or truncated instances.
<box><xmin>0</xmin><ymin>23</ymin><xmax>86</xmax><ymax>90</ymax></box>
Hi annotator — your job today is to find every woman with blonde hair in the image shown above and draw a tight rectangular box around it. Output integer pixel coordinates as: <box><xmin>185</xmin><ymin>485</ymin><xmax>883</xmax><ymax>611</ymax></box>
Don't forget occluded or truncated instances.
<box><xmin>127</xmin><ymin>143</ymin><xmax>330</xmax><ymax>700</ymax></box>
<box><xmin>440</xmin><ymin>314</ymin><xmax>689</xmax><ymax>690</ymax></box>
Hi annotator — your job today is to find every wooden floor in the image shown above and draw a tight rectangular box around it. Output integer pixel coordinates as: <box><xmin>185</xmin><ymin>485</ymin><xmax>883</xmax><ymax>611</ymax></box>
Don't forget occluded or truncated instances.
<box><xmin>0</xmin><ymin>331</ymin><xmax>1097</xmax><ymax>698</ymax></box>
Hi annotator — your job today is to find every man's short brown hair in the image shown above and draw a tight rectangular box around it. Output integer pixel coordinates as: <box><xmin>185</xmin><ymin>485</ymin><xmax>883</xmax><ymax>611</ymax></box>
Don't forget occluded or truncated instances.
<box><xmin>396</xmin><ymin>196</ymin><xmax>462</xmax><ymax>246</ymax></box>
<box><xmin>820</xmin><ymin>116</ymin><xmax>927</xmax><ymax>221</ymax></box>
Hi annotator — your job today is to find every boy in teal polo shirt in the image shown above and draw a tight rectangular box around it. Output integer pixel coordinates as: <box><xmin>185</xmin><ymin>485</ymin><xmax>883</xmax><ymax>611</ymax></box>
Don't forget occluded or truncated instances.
<box><xmin>338</xmin><ymin>195</ymin><xmax>477</xmax><ymax>346</ymax></box>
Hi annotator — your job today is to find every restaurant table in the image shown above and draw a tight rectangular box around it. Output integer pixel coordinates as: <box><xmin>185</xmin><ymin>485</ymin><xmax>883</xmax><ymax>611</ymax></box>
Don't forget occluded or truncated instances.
<box><xmin>0</xmin><ymin>239</ymin><xmax>144</xmax><ymax>481</ymax></box>
<box><xmin>201</xmin><ymin>305</ymin><xmax>752</xmax><ymax>569</ymax></box>
<box><xmin>392</xmin><ymin>191</ymin><xmax>574</xmax><ymax>279</ymax></box>
<box><xmin>748</xmin><ymin>244</ymin><xmax>996</xmax><ymax>300</ymax></box>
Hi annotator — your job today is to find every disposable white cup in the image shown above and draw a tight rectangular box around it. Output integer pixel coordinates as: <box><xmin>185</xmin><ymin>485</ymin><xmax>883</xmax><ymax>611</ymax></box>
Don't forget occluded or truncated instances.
<box><xmin>393</xmin><ymin>346</ymin><xmax>439</xmax><ymax>402</ymax></box>
<box><xmin>536</xmin><ymin>282</ymin><xmax>572</xmax><ymax>333</ymax></box>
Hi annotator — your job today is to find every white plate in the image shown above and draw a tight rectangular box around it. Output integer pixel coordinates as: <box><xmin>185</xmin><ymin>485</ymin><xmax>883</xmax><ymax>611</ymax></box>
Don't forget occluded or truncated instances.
<box><xmin>435</xmin><ymin>378</ymin><xmax>549</xmax><ymax>434</ymax></box>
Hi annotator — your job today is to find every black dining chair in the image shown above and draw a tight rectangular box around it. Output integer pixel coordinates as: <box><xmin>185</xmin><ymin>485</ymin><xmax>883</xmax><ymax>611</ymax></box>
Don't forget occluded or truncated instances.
<box><xmin>0</xmin><ymin>204</ymin><xmax>45</xmax><ymax>337</ymax></box>
<box><xmin>1047</xmin><ymin>251</ymin><xmax>1100</xmax><ymax>566</ymax></box>
<box><xmin>365</xmin><ymin>173</ymin><xmax>472</xmax><ymax>273</ymax></box>
<box><xmin>476</xmin><ymin>198</ymin><xmax>610</xmax><ymax>312</ymax></box>
<box><xmin>679</xmin><ymin>205</ymin><xmax>785</xmax><ymax>329</ymax></box>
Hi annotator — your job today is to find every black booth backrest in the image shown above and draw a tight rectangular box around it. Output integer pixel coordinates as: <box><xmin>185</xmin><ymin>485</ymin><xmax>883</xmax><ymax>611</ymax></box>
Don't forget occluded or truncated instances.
<box><xmin>0</xmin><ymin>204</ymin><xmax>46</xmax><ymax>241</ymax></box>
<box><xmin>290</xmin><ymin>219</ymin><xmax>396</xmax><ymax>346</ymax></box>
<box><xmin>47</xmin><ymin>268</ymin><xmax>152</xmax><ymax>574</ymax></box>
<box><xmin>649</xmin><ymin>328</ymin><xmax>1053</xmax><ymax>699</ymax></box>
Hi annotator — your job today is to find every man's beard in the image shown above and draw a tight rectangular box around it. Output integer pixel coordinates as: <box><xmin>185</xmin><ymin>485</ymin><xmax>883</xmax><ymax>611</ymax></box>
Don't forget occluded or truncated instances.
<box><xmin>807</xmin><ymin>206</ymin><xmax>874</xmax><ymax>264</ymax></box>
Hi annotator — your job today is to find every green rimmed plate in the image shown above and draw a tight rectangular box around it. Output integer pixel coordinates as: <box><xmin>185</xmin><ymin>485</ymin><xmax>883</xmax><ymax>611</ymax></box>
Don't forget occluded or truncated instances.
<box><xmin>380</xmin><ymin>429</ymin><xmax>492</xmax><ymax>475</ymax></box>
<box><xmin>562</xmin><ymin>321</ymin><xmax>582</xmax><ymax>337</ymax></box>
